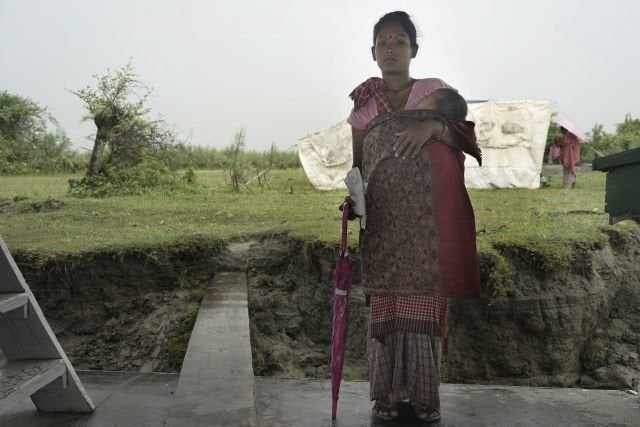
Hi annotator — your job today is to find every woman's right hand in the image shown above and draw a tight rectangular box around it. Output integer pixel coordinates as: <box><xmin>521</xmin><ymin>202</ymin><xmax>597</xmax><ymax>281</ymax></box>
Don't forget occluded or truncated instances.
<box><xmin>394</xmin><ymin>119</ymin><xmax>445</xmax><ymax>158</ymax></box>
<box><xmin>338</xmin><ymin>196</ymin><xmax>358</xmax><ymax>220</ymax></box>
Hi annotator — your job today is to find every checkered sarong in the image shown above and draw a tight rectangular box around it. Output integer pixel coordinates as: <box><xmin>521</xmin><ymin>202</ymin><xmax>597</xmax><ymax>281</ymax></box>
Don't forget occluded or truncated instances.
<box><xmin>369</xmin><ymin>295</ymin><xmax>447</xmax><ymax>338</ymax></box>
<box><xmin>368</xmin><ymin>329</ymin><xmax>443</xmax><ymax>409</ymax></box>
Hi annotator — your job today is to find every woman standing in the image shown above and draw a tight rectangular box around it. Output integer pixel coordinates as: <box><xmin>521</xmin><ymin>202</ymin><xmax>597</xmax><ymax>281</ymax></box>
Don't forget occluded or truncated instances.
<box><xmin>554</xmin><ymin>127</ymin><xmax>581</xmax><ymax>188</ymax></box>
<box><xmin>346</xmin><ymin>11</ymin><xmax>482</xmax><ymax>423</ymax></box>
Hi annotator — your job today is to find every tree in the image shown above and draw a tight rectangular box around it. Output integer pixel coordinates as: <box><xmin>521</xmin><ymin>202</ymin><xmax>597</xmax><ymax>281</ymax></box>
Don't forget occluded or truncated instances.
<box><xmin>0</xmin><ymin>91</ymin><xmax>74</xmax><ymax>174</ymax></box>
<box><xmin>225</xmin><ymin>128</ymin><xmax>248</xmax><ymax>191</ymax></box>
<box><xmin>614</xmin><ymin>114</ymin><xmax>640</xmax><ymax>151</ymax></box>
<box><xmin>0</xmin><ymin>91</ymin><xmax>44</xmax><ymax>141</ymax></box>
<box><xmin>72</xmin><ymin>61</ymin><xmax>176</xmax><ymax>177</ymax></box>
<box><xmin>585</xmin><ymin>114</ymin><xmax>640</xmax><ymax>162</ymax></box>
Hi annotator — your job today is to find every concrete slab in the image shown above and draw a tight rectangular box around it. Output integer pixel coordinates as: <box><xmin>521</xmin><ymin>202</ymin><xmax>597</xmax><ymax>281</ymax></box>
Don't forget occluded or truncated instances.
<box><xmin>254</xmin><ymin>377</ymin><xmax>640</xmax><ymax>427</ymax></box>
<box><xmin>3</xmin><ymin>372</ymin><xmax>639</xmax><ymax>426</ymax></box>
<box><xmin>165</xmin><ymin>272</ymin><xmax>256</xmax><ymax>427</ymax></box>
<box><xmin>0</xmin><ymin>370</ymin><xmax>179</xmax><ymax>427</ymax></box>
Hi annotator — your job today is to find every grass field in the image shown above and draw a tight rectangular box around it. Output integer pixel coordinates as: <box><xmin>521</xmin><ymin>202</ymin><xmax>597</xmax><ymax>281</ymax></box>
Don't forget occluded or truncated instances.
<box><xmin>0</xmin><ymin>167</ymin><xmax>638</xmax><ymax>268</ymax></box>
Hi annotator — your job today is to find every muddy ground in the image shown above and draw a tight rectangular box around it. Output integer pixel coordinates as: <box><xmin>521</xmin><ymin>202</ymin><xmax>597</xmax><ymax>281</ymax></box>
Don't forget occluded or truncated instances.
<box><xmin>9</xmin><ymin>228</ymin><xmax>640</xmax><ymax>389</ymax></box>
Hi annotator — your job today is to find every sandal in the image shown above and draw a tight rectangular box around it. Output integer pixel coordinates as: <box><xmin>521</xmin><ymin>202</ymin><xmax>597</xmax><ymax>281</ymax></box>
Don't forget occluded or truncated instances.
<box><xmin>371</xmin><ymin>400</ymin><xmax>399</xmax><ymax>422</ymax></box>
<box><xmin>412</xmin><ymin>402</ymin><xmax>441</xmax><ymax>423</ymax></box>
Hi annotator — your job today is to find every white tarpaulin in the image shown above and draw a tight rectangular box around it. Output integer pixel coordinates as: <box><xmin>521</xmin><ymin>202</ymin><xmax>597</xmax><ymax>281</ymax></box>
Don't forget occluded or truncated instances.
<box><xmin>465</xmin><ymin>100</ymin><xmax>553</xmax><ymax>189</ymax></box>
<box><xmin>297</xmin><ymin>119</ymin><xmax>350</xmax><ymax>190</ymax></box>
<box><xmin>297</xmin><ymin>100</ymin><xmax>553</xmax><ymax>190</ymax></box>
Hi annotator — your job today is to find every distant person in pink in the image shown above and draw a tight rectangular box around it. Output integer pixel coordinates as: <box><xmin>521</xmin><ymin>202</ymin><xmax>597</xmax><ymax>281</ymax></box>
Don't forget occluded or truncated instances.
<box><xmin>554</xmin><ymin>127</ymin><xmax>581</xmax><ymax>188</ymax></box>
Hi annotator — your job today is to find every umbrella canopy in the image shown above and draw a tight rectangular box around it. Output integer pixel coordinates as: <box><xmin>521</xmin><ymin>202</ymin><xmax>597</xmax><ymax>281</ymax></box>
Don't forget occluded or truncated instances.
<box><xmin>331</xmin><ymin>202</ymin><xmax>356</xmax><ymax>420</ymax></box>
<box><xmin>552</xmin><ymin>113</ymin><xmax>589</xmax><ymax>142</ymax></box>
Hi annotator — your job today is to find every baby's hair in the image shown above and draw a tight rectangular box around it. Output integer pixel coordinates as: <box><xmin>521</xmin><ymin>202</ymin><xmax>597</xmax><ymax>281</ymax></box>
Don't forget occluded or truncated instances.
<box><xmin>432</xmin><ymin>89</ymin><xmax>468</xmax><ymax>121</ymax></box>
<box><xmin>373</xmin><ymin>11</ymin><xmax>418</xmax><ymax>50</ymax></box>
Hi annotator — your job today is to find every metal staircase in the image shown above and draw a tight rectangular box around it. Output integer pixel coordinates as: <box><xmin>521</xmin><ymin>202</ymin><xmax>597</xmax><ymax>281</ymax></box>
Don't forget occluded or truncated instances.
<box><xmin>0</xmin><ymin>237</ymin><xmax>94</xmax><ymax>414</ymax></box>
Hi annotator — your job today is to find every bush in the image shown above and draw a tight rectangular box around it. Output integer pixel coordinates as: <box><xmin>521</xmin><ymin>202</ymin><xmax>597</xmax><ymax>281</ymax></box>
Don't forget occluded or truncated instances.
<box><xmin>182</xmin><ymin>168</ymin><xmax>197</xmax><ymax>185</ymax></box>
<box><xmin>69</xmin><ymin>160</ymin><xmax>195</xmax><ymax>198</ymax></box>
<box><xmin>168</xmin><ymin>142</ymin><xmax>300</xmax><ymax>171</ymax></box>
<box><xmin>583</xmin><ymin>115</ymin><xmax>640</xmax><ymax>163</ymax></box>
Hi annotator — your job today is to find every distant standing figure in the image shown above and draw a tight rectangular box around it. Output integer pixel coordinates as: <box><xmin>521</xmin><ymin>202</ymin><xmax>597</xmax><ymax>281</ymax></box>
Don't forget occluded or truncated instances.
<box><xmin>554</xmin><ymin>127</ymin><xmax>581</xmax><ymax>188</ymax></box>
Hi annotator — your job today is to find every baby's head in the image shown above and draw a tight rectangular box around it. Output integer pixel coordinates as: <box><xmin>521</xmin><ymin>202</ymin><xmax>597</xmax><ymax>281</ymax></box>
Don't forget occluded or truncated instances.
<box><xmin>418</xmin><ymin>88</ymin><xmax>467</xmax><ymax>121</ymax></box>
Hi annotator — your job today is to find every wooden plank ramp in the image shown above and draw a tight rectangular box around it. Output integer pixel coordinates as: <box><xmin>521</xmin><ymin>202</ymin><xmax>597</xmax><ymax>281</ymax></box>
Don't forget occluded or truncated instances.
<box><xmin>166</xmin><ymin>271</ymin><xmax>256</xmax><ymax>427</ymax></box>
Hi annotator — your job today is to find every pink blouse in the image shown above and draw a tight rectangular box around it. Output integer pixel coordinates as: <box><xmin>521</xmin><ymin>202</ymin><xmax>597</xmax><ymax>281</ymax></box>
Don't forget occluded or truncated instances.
<box><xmin>347</xmin><ymin>78</ymin><xmax>453</xmax><ymax>130</ymax></box>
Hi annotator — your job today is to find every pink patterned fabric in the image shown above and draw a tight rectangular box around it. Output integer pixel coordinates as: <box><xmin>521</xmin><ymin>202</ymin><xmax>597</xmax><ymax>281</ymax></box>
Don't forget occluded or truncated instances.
<box><xmin>347</xmin><ymin>78</ymin><xmax>453</xmax><ymax>130</ymax></box>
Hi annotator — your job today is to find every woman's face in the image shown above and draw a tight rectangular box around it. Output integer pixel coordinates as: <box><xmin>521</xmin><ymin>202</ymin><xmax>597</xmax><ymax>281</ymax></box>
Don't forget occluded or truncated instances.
<box><xmin>372</xmin><ymin>21</ymin><xmax>416</xmax><ymax>74</ymax></box>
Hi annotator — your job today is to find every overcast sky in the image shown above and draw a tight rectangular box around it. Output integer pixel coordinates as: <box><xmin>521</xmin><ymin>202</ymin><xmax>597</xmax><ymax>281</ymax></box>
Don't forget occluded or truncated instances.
<box><xmin>1</xmin><ymin>0</ymin><xmax>639</xmax><ymax>151</ymax></box>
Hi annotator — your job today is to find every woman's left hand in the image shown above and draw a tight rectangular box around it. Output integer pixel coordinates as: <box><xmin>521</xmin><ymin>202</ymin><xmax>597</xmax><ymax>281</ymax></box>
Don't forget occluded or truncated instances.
<box><xmin>393</xmin><ymin>120</ymin><xmax>443</xmax><ymax>158</ymax></box>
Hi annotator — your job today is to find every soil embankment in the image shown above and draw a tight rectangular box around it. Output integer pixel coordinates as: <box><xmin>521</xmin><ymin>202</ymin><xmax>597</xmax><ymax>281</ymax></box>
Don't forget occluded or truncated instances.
<box><xmin>10</xmin><ymin>229</ymin><xmax>640</xmax><ymax>389</ymax></box>
<box><xmin>14</xmin><ymin>238</ymin><xmax>225</xmax><ymax>372</ymax></box>
<box><xmin>446</xmin><ymin>229</ymin><xmax>640</xmax><ymax>388</ymax></box>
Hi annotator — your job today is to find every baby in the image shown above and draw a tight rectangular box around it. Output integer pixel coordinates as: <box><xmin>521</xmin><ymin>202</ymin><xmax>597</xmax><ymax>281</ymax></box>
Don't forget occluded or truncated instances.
<box><xmin>415</xmin><ymin>88</ymin><xmax>468</xmax><ymax>121</ymax></box>
<box><xmin>414</xmin><ymin>88</ymin><xmax>468</xmax><ymax>149</ymax></box>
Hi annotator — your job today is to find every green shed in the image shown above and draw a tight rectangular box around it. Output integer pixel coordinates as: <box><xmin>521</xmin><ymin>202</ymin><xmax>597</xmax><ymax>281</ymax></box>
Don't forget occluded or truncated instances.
<box><xmin>592</xmin><ymin>147</ymin><xmax>640</xmax><ymax>224</ymax></box>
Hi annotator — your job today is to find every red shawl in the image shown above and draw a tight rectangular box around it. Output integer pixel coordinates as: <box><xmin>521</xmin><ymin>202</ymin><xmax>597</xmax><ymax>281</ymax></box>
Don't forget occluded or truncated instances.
<box><xmin>360</xmin><ymin>110</ymin><xmax>481</xmax><ymax>299</ymax></box>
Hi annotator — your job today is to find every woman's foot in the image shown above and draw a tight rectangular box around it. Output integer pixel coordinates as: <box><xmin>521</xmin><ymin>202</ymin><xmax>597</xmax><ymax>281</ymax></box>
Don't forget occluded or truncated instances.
<box><xmin>371</xmin><ymin>400</ymin><xmax>399</xmax><ymax>421</ymax></box>
<box><xmin>412</xmin><ymin>403</ymin><xmax>441</xmax><ymax>423</ymax></box>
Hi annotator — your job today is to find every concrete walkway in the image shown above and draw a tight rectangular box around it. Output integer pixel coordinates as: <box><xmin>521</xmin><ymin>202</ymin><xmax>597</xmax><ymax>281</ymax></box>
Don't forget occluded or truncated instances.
<box><xmin>1</xmin><ymin>371</ymin><xmax>179</xmax><ymax>426</ymax></box>
<box><xmin>3</xmin><ymin>372</ymin><xmax>639</xmax><ymax>426</ymax></box>
<box><xmin>255</xmin><ymin>377</ymin><xmax>640</xmax><ymax>426</ymax></box>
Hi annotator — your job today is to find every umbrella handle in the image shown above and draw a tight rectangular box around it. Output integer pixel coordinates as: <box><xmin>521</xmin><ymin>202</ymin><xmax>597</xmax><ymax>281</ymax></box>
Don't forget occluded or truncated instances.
<box><xmin>340</xmin><ymin>202</ymin><xmax>350</xmax><ymax>256</ymax></box>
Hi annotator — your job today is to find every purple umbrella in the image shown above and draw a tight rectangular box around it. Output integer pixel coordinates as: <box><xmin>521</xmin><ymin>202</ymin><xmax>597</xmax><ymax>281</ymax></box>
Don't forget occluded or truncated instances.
<box><xmin>331</xmin><ymin>202</ymin><xmax>356</xmax><ymax>420</ymax></box>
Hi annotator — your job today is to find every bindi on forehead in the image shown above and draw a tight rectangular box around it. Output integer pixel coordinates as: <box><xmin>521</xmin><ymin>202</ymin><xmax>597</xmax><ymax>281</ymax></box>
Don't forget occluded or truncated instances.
<box><xmin>376</xmin><ymin>32</ymin><xmax>409</xmax><ymax>43</ymax></box>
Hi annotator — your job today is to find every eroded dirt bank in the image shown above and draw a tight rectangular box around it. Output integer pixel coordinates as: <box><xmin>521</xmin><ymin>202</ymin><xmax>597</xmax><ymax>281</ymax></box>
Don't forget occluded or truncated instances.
<box><xmin>445</xmin><ymin>230</ymin><xmax>640</xmax><ymax>389</ymax></box>
<box><xmin>14</xmin><ymin>238</ymin><xmax>225</xmax><ymax>372</ymax></box>
<box><xmin>10</xmin><ymin>230</ymin><xmax>640</xmax><ymax>389</ymax></box>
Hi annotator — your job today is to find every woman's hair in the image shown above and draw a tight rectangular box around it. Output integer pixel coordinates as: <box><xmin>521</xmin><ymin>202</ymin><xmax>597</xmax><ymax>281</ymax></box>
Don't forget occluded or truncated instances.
<box><xmin>373</xmin><ymin>11</ymin><xmax>418</xmax><ymax>49</ymax></box>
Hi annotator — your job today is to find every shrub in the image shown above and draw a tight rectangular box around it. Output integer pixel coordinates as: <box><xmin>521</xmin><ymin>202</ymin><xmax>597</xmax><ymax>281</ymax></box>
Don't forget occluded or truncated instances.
<box><xmin>69</xmin><ymin>160</ymin><xmax>195</xmax><ymax>198</ymax></box>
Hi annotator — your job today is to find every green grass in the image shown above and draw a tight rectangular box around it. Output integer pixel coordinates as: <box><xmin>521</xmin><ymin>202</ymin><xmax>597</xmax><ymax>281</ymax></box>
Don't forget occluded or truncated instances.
<box><xmin>0</xmin><ymin>170</ymin><xmax>344</xmax><ymax>255</ymax></box>
<box><xmin>472</xmin><ymin>170</ymin><xmax>616</xmax><ymax>269</ymax></box>
<box><xmin>0</xmin><ymin>168</ymin><xmax>638</xmax><ymax>270</ymax></box>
